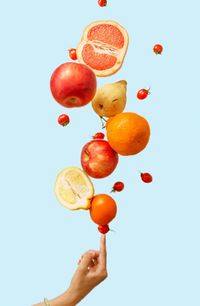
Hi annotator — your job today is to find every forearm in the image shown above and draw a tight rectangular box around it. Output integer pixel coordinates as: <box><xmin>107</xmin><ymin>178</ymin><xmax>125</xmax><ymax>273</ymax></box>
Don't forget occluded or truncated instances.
<box><xmin>33</xmin><ymin>289</ymin><xmax>80</xmax><ymax>306</ymax></box>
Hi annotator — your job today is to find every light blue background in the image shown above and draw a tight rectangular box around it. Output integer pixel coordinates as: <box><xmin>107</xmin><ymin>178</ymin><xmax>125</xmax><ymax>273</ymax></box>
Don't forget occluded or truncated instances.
<box><xmin>1</xmin><ymin>0</ymin><xmax>200</xmax><ymax>305</ymax></box>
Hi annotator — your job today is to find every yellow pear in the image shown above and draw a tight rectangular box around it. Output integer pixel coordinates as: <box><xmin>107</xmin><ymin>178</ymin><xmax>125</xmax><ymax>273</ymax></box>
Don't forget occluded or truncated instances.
<box><xmin>92</xmin><ymin>80</ymin><xmax>127</xmax><ymax>117</ymax></box>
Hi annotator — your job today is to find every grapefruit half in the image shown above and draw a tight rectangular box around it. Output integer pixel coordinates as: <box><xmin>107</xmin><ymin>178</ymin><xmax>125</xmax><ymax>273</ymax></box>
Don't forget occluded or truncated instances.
<box><xmin>77</xmin><ymin>20</ymin><xmax>129</xmax><ymax>77</ymax></box>
<box><xmin>55</xmin><ymin>167</ymin><xmax>94</xmax><ymax>210</ymax></box>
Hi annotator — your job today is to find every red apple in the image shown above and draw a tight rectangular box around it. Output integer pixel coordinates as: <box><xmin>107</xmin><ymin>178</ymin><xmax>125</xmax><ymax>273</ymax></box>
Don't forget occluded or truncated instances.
<box><xmin>50</xmin><ymin>62</ymin><xmax>97</xmax><ymax>108</ymax></box>
<box><xmin>81</xmin><ymin>140</ymin><xmax>119</xmax><ymax>179</ymax></box>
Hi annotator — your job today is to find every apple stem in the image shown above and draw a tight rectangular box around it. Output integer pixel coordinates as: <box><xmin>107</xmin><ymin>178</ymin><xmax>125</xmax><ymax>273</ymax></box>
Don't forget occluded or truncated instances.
<box><xmin>85</xmin><ymin>150</ymin><xmax>90</xmax><ymax>157</ymax></box>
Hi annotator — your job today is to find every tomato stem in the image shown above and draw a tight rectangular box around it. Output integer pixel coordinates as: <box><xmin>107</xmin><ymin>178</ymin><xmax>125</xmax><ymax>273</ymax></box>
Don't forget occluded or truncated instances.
<box><xmin>62</xmin><ymin>122</ymin><xmax>69</xmax><ymax>126</ymax></box>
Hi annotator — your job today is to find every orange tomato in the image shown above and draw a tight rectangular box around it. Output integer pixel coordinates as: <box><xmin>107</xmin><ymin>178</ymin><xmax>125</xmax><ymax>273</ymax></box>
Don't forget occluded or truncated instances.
<box><xmin>90</xmin><ymin>194</ymin><xmax>117</xmax><ymax>225</ymax></box>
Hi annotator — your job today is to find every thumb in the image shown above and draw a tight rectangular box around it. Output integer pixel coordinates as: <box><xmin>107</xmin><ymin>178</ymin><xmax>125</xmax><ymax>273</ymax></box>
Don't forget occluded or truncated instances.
<box><xmin>79</xmin><ymin>251</ymin><xmax>95</xmax><ymax>271</ymax></box>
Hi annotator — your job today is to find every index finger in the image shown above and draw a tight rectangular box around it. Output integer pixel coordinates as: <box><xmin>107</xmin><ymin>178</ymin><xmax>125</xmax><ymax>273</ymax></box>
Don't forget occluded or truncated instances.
<box><xmin>99</xmin><ymin>234</ymin><xmax>107</xmax><ymax>267</ymax></box>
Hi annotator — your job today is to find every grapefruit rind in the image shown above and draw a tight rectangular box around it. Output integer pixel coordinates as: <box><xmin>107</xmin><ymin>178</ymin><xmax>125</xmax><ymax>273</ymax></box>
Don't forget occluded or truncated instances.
<box><xmin>77</xmin><ymin>20</ymin><xmax>129</xmax><ymax>77</ymax></box>
<box><xmin>54</xmin><ymin>167</ymin><xmax>94</xmax><ymax>210</ymax></box>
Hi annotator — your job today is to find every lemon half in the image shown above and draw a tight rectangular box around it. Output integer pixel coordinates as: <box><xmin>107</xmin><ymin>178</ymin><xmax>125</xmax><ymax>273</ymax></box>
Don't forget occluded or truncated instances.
<box><xmin>55</xmin><ymin>167</ymin><xmax>94</xmax><ymax>210</ymax></box>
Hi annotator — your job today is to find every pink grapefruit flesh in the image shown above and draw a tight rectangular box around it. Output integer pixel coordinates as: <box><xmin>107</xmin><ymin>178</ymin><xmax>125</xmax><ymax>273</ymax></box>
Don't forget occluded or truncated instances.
<box><xmin>82</xmin><ymin>44</ymin><xmax>117</xmax><ymax>71</ymax></box>
<box><xmin>87</xmin><ymin>24</ymin><xmax>125</xmax><ymax>49</ymax></box>
<box><xmin>77</xmin><ymin>20</ymin><xmax>129</xmax><ymax>77</ymax></box>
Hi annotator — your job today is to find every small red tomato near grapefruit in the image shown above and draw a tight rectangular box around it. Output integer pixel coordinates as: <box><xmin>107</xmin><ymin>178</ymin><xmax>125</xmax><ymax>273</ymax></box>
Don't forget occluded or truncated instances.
<box><xmin>68</xmin><ymin>48</ymin><xmax>77</xmax><ymax>61</ymax></box>
<box><xmin>58</xmin><ymin>114</ymin><xmax>70</xmax><ymax>126</ymax></box>
<box><xmin>90</xmin><ymin>194</ymin><xmax>117</xmax><ymax>225</ymax></box>
<box><xmin>137</xmin><ymin>88</ymin><xmax>150</xmax><ymax>100</ymax></box>
<box><xmin>98</xmin><ymin>225</ymin><xmax>110</xmax><ymax>234</ymax></box>
<box><xmin>111</xmin><ymin>181</ymin><xmax>124</xmax><ymax>192</ymax></box>
<box><xmin>153</xmin><ymin>44</ymin><xmax>163</xmax><ymax>55</ymax></box>
<box><xmin>93</xmin><ymin>132</ymin><xmax>105</xmax><ymax>140</ymax></box>
<box><xmin>141</xmin><ymin>172</ymin><xmax>153</xmax><ymax>183</ymax></box>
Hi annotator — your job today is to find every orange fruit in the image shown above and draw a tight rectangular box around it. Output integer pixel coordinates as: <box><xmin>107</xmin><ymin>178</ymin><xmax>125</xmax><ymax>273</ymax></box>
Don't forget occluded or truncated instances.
<box><xmin>106</xmin><ymin>112</ymin><xmax>150</xmax><ymax>156</ymax></box>
<box><xmin>90</xmin><ymin>194</ymin><xmax>117</xmax><ymax>225</ymax></box>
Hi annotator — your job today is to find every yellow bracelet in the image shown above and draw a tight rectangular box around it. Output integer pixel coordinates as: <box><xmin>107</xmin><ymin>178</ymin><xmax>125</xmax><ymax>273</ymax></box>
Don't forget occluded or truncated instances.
<box><xmin>44</xmin><ymin>298</ymin><xmax>50</xmax><ymax>306</ymax></box>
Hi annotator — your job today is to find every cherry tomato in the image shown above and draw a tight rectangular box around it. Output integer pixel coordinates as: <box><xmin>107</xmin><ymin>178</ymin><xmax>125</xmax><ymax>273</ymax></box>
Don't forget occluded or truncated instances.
<box><xmin>58</xmin><ymin>114</ymin><xmax>70</xmax><ymax>126</ymax></box>
<box><xmin>93</xmin><ymin>132</ymin><xmax>105</xmax><ymax>140</ymax></box>
<box><xmin>153</xmin><ymin>44</ymin><xmax>163</xmax><ymax>55</ymax></box>
<box><xmin>137</xmin><ymin>88</ymin><xmax>150</xmax><ymax>100</ymax></box>
<box><xmin>98</xmin><ymin>0</ymin><xmax>107</xmax><ymax>7</ymax></box>
<box><xmin>68</xmin><ymin>48</ymin><xmax>77</xmax><ymax>61</ymax></box>
<box><xmin>111</xmin><ymin>181</ymin><xmax>124</xmax><ymax>192</ymax></box>
<box><xmin>98</xmin><ymin>225</ymin><xmax>110</xmax><ymax>234</ymax></box>
<box><xmin>141</xmin><ymin>172</ymin><xmax>153</xmax><ymax>183</ymax></box>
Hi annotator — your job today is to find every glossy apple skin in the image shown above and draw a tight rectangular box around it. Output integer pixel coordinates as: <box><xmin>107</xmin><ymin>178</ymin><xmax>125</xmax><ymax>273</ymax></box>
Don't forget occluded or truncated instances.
<box><xmin>81</xmin><ymin>140</ymin><xmax>119</xmax><ymax>179</ymax></box>
<box><xmin>50</xmin><ymin>62</ymin><xmax>97</xmax><ymax>108</ymax></box>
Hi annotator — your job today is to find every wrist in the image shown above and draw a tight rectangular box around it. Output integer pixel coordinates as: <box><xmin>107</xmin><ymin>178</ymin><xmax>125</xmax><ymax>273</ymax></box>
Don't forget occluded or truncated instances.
<box><xmin>63</xmin><ymin>288</ymin><xmax>82</xmax><ymax>306</ymax></box>
<box><xmin>46</xmin><ymin>290</ymin><xmax>79</xmax><ymax>306</ymax></box>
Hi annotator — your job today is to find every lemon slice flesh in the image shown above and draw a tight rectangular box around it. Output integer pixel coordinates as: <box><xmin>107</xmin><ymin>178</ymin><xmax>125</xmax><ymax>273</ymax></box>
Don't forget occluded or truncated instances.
<box><xmin>55</xmin><ymin>167</ymin><xmax>94</xmax><ymax>210</ymax></box>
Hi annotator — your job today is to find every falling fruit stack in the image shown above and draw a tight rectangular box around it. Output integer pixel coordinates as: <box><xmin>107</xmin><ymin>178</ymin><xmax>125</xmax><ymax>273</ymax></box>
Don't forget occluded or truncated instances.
<box><xmin>51</xmin><ymin>19</ymin><xmax>152</xmax><ymax>234</ymax></box>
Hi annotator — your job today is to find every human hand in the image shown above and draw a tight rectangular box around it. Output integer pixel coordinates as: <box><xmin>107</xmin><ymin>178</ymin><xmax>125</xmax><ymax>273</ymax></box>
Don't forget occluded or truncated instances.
<box><xmin>33</xmin><ymin>235</ymin><xmax>107</xmax><ymax>306</ymax></box>
<box><xmin>66</xmin><ymin>234</ymin><xmax>108</xmax><ymax>304</ymax></box>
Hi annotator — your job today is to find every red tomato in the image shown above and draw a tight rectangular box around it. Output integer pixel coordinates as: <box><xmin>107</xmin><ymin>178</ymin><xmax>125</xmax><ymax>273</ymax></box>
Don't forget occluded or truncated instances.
<box><xmin>68</xmin><ymin>48</ymin><xmax>77</xmax><ymax>61</ymax></box>
<box><xmin>111</xmin><ymin>181</ymin><xmax>124</xmax><ymax>192</ymax></box>
<box><xmin>98</xmin><ymin>225</ymin><xmax>110</xmax><ymax>234</ymax></box>
<box><xmin>93</xmin><ymin>132</ymin><xmax>105</xmax><ymax>140</ymax></box>
<box><xmin>153</xmin><ymin>44</ymin><xmax>163</xmax><ymax>55</ymax></box>
<box><xmin>137</xmin><ymin>88</ymin><xmax>150</xmax><ymax>100</ymax></box>
<box><xmin>58</xmin><ymin>114</ymin><xmax>70</xmax><ymax>126</ymax></box>
<box><xmin>141</xmin><ymin>172</ymin><xmax>153</xmax><ymax>183</ymax></box>
<box><xmin>98</xmin><ymin>0</ymin><xmax>107</xmax><ymax>7</ymax></box>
